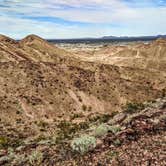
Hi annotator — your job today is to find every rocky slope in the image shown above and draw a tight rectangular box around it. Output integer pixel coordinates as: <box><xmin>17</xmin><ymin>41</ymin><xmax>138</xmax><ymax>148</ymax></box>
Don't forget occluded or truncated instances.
<box><xmin>0</xmin><ymin>35</ymin><xmax>165</xmax><ymax>123</ymax></box>
<box><xmin>0</xmin><ymin>97</ymin><xmax>165</xmax><ymax>165</ymax></box>
<box><xmin>0</xmin><ymin>34</ymin><xmax>166</xmax><ymax>165</ymax></box>
<box><xmin>78</xmin><ymin>38</ymin><xmax>166</xmax><ymax>71</ymax></box>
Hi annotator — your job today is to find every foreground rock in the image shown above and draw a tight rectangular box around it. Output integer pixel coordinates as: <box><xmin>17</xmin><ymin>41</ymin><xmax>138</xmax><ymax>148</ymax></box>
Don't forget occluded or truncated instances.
<box><xmin>0</xmin><ymin>97</ymin><xmax>165</xmax><ymax>165</ymax></box>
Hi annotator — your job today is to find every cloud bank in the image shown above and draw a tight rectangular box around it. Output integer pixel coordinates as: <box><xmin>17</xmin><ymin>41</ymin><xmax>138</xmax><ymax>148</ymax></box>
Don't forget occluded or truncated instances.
<box><xmin>0</xmin><ymin>0</ymin><xmax>166</xmax><ymax>38</ymax></box>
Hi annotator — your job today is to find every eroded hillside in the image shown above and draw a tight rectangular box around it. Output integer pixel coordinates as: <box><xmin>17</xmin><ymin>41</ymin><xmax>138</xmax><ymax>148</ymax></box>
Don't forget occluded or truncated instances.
<box><xmin>0</xmin><ymin>35</ymin><xmax>165</xmax><ymax>124</ymax></box>
<box><xmin>0</xmin><ymin>35</ymin><xmax>166</xmax><ymax>165</ymax></box>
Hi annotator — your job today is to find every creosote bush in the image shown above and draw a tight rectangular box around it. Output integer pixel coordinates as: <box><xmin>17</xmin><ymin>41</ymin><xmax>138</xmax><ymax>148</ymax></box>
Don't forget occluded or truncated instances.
<box><xmin>71</xmin><ymin>135</ymin><xmax>96</xmax><ymax>154</ymax></box>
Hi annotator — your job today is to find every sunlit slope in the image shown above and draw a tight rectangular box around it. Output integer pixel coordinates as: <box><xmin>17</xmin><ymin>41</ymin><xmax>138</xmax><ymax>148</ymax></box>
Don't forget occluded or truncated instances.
<box><xmin>0</xmin><ymin>35</ymin><xmax>165</xmax><ymax>124</ymax></box>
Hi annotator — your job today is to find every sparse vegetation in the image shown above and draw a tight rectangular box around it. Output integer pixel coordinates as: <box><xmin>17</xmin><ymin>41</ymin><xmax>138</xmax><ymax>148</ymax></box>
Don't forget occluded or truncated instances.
<box><xmin>38</xmin><ymin>120</ymin><xmax>48</xmax><ymax>127</ymax></box>
<box><xmin>88</xmin><ymin>114</ymin><xmax>112</xmax><ymax>124</ymax></box>
<box><xmin>124</xmin><ymin>102</ymin><xmax>145</xmax><ymax>114</ymax></box>
<box><xmin>113</xmin><ymin>139</ymin><xmax>121</xmax><ymax>146</ymax></box>
<box><xmin>108</xmin><ymin>125</ymin><xmax>121</xmax><ymax>134</ymax></box>
<box><xmin>55</xmin><ymin>120</ymin><xmax>90</xmax><ymax>143</ymax></box>
<box><xmin>88</xmin><ymin>106</ymin><xmax>92</xmax><ymax>112</ymax></box>
<box><xmin>82</xmin><ymin>104</ymin><xmax>87</xmax><ymax>111</ymax></box>
<box><xmin>28</xmin><ymin>150</ymin><xmax>43</xmax><ymax>166</ymax></box>
<box><xmin>71</xmin><ymin>135</ymin><xmax>96</xmax><ymax>154</ymax></box>
<box><xmin>0</xmin><ymin>34</ymin><xmax>166</xmax><ymax>165</ymax></box>
<box><xmin>36</xmin><ymin>120</ymin><xmax>48</xmax><ymax>131</ymax></box>
<box><xmin>107</xmin><ymin>151</ymin><xmax>119</xmax><ymax>160</ymax></box>
<box><xmin>70</xmin><ymin>113</ymin><xmax>84</xmax><ymax>120</ymax></box>
<box><xmin>0</xmin><ymin>136</ymin><xmax>9</xmax><ymax>148</ymax></box>
<box><xmin>93</xmin><ymin>123</ymin><xmax>109</xmax><ymax>137</ymax></box>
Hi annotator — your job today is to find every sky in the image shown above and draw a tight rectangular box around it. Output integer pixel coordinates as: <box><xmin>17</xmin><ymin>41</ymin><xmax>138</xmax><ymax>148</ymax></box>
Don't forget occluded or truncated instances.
<box><xmin>0</xmin><ymin>0</ymin><xmax>166</xmax><ymax>39</ymax></box>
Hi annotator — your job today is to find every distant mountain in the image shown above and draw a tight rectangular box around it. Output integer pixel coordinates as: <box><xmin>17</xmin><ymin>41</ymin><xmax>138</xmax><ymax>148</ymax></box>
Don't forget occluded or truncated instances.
<box><xmin>102</xmin><ymin>35</ymin><xmax>166</xmax><ymax>40</ymax></box>
<box><xmin>47</xmin><ymin>35</ymin><xmax>166</xmax><ymax>44</ymax></box>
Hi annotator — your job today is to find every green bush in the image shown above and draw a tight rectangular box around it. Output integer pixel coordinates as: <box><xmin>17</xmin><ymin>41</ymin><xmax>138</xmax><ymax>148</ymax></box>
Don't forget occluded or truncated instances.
<box><xmin>108</xmin><ymin>125</ymin><xmax>121</xmax><ymax>134</ymax></box>
<box><xmin>93</xmin><ymin>124</ymin><xmax>109</xmax><ymax>137</ymax></box>
<box><xmin>71</xmin><ymin>135</ymin><xmax>96</xmax><ymax>154</ymax></box>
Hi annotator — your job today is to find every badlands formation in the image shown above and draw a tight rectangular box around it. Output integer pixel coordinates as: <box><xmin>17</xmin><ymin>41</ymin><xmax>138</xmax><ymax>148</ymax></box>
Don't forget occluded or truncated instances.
<box><xmin>0</xmin><ymin>34</ymin><xmax>165</xmax><ymax>165</ymax></box>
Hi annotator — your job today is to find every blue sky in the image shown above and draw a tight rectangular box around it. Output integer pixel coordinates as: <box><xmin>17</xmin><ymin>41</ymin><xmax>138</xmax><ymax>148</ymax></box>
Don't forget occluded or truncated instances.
<box><xmin>0</xmin><ymin>0</ymin><xmax>166</xmax><ymax>39</ymax></box>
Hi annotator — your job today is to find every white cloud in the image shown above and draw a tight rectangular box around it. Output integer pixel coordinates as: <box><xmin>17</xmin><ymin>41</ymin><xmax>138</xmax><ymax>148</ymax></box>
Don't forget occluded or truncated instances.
<box><xmin>0</xmin><ymin>15</ymin><xmax>119</xmax><ymax>39</ymax></box>
<box><xmin>0</xmin><ymin>0</ymin><xmax>166</xmax><ymax>38</ymax></box>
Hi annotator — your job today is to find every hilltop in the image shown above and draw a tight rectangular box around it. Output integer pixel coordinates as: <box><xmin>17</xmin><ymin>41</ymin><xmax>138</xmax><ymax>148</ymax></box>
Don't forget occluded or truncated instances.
<box><xmin>0</xmin><ymin>34</ymin><xmax>165</xmax><ymax>165</ymax></box>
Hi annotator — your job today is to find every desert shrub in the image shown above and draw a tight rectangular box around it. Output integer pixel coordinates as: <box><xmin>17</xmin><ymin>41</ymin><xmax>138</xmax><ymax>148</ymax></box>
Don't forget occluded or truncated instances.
<box><xmin>36</xmin><ymin>120</ymin><xmax>48</xmax><ymax>128</ymax></box>
<box><xmin>55</xmin><ymin>120</ymin><xmax>89</xmax><ymax>143</ymax></box>
<box><xmin>0</xmin><ymin>136</ymin><xmax>8</xmax><ymax>148</ymax></box>
<box><xmin>78</xmin><ymin>122</ymin><xmax>89</xmax><ymax>130</ymax></box>
<box><xmin>82</xmin><ymin>105</ymin><xmax>87</xmax><ymax>111</ymax></box>
<box><xmin>124</xmin><ymin>102</ymin><xmax>145</xmax><ymax>114</ymax></box>
<box><xmin>97</xmin><ymin>114</ymin><xmax>112</xmax><ymax>123</ymax></box>
<box><xmin>70</xmin><ymin>113</ymin><xmax>84</xmax><ymax>120</ymax></box>
<box><xmin>113</xmin><ymin>139</ymin><xmax>121</xmax><ymax>146</ymax></box>
<box><xmin>107</xmin><ymin>151</ymin><xmax>119</xmax><ymax>160</ymax></box>
<box><xmin>108</xmin><ymin>125</ymin><xmax>121</xmax><ymax>134</ymax></box>
<box><xmin>56</xmin><ymin>120</ymin><xmax>73</xmax><ymax>141</ymax></box>
<box><xmin>28</xmin><ymin>150</ymin><xmax>43</xmax><ymax>166</ymax></box>
<box><xmin>87</xmin><ymin>106</ymin><xmax>92</xmax><ymax>112</ymax></box>
<box><xmin>88</xmin><ymin>114</ymin><xmax>112</xmax><ymax>124</ymax></box>
<box><xmin>71</xmin><ymin>135</ymin><xmax>96</xmax><ymax>154</ymax></box>
<box><xmin>93</xmin><ymin>124</ymin><xmax>109</xmax><ymax>137</ymax></box>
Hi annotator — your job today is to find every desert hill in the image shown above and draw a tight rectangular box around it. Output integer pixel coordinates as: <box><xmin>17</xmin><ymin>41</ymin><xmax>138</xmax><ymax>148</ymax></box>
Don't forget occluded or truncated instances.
<box><xmin>84</xmin><ymin>38</ymin><xmax>166</xmax><ymax>72</ymax></box>
<box><xmin>0</xmin><ymin>34</ymin><xmax>76</xmax><ymax>63</ymax></box>
<box><xmin>0</xmin><ymin>34</ymin><xmax>16</xmax><ymax>44</ymax></box>
<box><xmin>19</xmin><ymin>34</ymin><xmax>74</xmax><ymax>62</ymax></box>
<box><xmin>0</xmin><ymin>34</ymin><xmax>165</xmax><ymax>165</ymax></box>
<box><xmin>0</xmin><ymin>34</ymin><xmax>166</xmax><ymax>124</ymax></box>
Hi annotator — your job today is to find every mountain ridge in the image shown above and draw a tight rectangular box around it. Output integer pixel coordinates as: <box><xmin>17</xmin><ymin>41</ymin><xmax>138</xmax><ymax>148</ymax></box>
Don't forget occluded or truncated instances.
<box><xmin>45</xmin><ymin>34</ymin><xmax>166</xmax><ymax>41</ymax></box>
<box><xmin>102</xmin><ymin>34</ymin><xmax>166</xmax><ymax>40</ymax></box>
<box><xmin>0</xmin><ymin>34</ymin><xmax>165</xmax><ymax>122</ymax></box>
<box><xmin>0</xmin><ymin>34</ymin><xmax>166</xmax><ymax>165</ymax></box>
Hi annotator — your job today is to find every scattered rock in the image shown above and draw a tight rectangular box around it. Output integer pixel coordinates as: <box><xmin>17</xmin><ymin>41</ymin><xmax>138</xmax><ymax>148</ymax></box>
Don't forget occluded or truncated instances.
<box><xmin>0</xmin><ymin>155</ymin><xmax>13</xmax><ymax>165</ymax></box>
